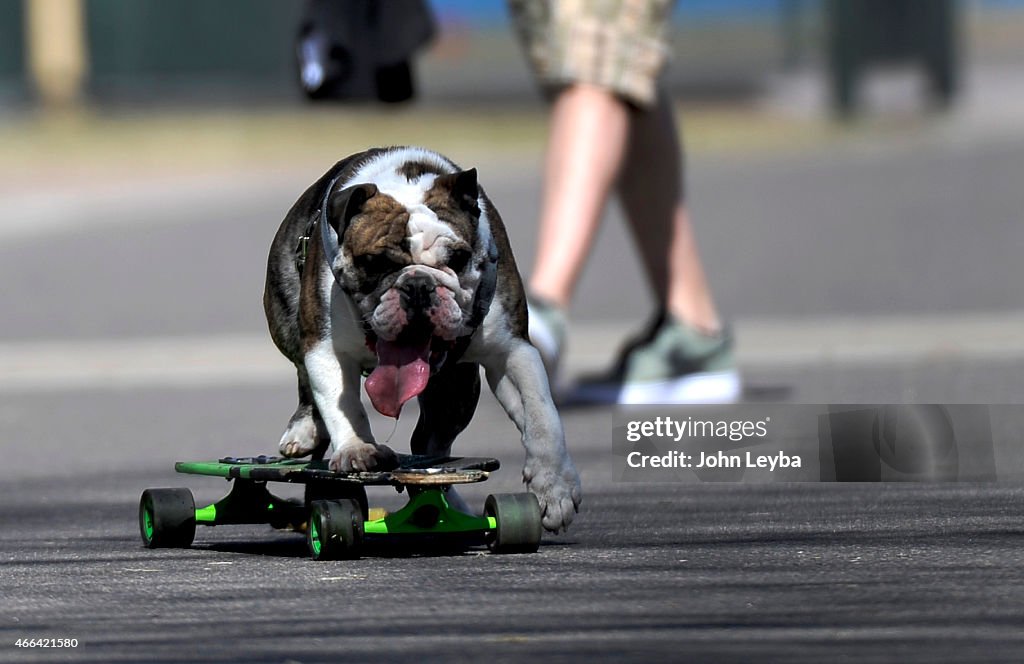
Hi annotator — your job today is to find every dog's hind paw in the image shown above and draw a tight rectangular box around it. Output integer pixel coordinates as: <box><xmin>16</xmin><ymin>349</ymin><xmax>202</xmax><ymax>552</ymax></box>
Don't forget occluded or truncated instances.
<box><xmin>524</xmin><ymin>459</ymin><xmax>582</xmax><ymax>533</ymax></box>
<box><xmin>329</xmin><ymin>440</ymin><xmax>398</xmax><ymax>473</ymax></box>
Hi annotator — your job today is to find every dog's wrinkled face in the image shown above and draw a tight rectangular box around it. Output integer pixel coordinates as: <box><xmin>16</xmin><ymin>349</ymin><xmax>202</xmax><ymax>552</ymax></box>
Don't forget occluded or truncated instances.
<box><xmin>325</xmin><ymin>167</ymin><xmax>492</xmax><ymax>418</ymax></box>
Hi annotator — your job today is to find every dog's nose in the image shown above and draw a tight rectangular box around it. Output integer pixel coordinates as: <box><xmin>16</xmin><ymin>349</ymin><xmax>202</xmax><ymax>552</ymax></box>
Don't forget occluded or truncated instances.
<box><xmin>399</xmin><ymin>274</ymin><xmax>434</xmax><ymax>309</ymax></box>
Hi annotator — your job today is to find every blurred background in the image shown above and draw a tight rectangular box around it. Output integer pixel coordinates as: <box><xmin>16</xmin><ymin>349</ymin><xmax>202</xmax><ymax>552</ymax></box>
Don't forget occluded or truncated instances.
<box><xmin>2</xmin><ymin>0</ymin><xmax>1024</xmax><ymax>409</ymax></box>
<box><xmin>5</xmin><ymin>6</ymin><xmax>1024</xmax><ymax>655</ymax></box>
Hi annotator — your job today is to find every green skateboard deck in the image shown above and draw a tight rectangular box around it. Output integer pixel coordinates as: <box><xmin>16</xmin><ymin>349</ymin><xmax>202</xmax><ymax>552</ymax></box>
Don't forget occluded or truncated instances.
<box><xmin>174</xmin><ymin>454</ymin><xmax>500</xmax><ymax>487</ymax></box>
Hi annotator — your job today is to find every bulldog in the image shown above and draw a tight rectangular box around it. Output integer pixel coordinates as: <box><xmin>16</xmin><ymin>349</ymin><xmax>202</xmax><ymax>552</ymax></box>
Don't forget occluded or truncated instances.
<box><xmin>263</xmin><ymin>147</ymin><xmax>581</xmax><ymax>532</ymax></box>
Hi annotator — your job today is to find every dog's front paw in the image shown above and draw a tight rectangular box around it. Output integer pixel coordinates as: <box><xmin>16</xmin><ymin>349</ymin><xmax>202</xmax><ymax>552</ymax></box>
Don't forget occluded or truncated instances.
<box><xmin>278</xmin><ymin>411</ymin><xmax>325</xmax><ymax>458</ymax></box>
<box><xmin>329</xmin><ymin>440</ymin><xmax>398</xmax><ymax>473</ymax></box>
<box><xmin>523</xmin><ymin>456</ymin><xmax>582</xmax><ymax>533</ymax></box>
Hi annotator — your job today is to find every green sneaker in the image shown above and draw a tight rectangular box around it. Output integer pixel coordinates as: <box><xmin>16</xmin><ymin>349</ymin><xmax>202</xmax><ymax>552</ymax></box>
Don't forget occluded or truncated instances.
<box><xmin>526</xmin><ymin>295</ymin><xmax>567</xmax><ymax>388</ymax></box>
<box><xmin>571</xmin><ymin>312</ymin><xmax>740</xmax><ymax>404</ymax></box>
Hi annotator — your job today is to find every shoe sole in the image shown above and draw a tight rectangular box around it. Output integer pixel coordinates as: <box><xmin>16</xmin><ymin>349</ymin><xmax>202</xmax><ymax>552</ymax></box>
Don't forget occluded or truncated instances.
<box><xmin>571</xmin><ymin>370</ymin><xmax>741</xmax><ymax>405</ymax></box>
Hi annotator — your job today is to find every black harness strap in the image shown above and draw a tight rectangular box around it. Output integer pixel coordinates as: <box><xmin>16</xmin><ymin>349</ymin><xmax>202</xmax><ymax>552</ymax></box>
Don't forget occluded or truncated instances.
<box><xmin>319</xmin><ymin>173</ymin><xmax>345</xmax><ymax>281</ymax></box>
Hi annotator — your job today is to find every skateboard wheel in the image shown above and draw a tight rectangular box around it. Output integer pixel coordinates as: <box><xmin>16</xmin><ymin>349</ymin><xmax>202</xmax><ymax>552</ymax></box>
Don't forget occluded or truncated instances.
<box><xmin>139</xmin><ymin>488</ymin><xmax>196</xmax><ymax>549</ymax></box>
<box><xmin>485</xmin><ymin>493</ymin><xmax>542</xmax><ymax>554</ymax></box>
<box><xmin>304</xmin><ymin>483</ymin><xmax>369</xmax><ymax>521</ymax></box>
<box><xmin>308</xmin><ymin>499</ymin><xmax>364</xmax><ymax>561</ymax></box>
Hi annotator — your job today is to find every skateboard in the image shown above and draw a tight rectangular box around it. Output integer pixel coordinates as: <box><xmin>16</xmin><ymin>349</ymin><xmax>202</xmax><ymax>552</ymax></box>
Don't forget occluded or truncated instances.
<box><xmin>139</xmin><ymin>454</ymin><xmax>542</xmax><ymax>559</ymax></box>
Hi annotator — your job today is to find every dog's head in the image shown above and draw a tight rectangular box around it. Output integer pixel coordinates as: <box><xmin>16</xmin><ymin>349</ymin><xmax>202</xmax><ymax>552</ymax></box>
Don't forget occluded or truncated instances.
<box><xmin>320</xmin><ymin>163</ymin><xmax>496</xmax><ymax>418</ymax></box>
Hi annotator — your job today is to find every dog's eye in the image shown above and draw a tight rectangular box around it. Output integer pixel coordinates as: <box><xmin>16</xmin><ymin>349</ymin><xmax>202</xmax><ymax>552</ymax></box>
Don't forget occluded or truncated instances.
<box><xmin>447</xmin><ymin>248</ymin><xmax>471</xmax><ymax>273</ymax></box>
<box><xmin>355</xmin><ymin>253</ymin><xmax>401</xmax><ymax>275</ymax></box>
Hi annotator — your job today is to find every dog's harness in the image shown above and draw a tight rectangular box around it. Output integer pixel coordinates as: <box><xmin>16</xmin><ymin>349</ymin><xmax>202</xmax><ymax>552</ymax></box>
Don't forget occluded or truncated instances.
<box><xmin>297</xmin><ymin>174</ymin><xmax>498</xmax><ymax>358</ymax></box>
<box><xmin>294</xmin><ymin>222</ymin><xmax>314</xmax><ymax>275</ymax></box>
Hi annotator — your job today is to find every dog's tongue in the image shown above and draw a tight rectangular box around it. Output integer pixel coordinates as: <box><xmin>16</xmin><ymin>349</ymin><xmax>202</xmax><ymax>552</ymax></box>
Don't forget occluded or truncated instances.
<box><xmin>364</xmin><ymin>338</ymin><xmax>431</xmax><ymax>418</ymax></box>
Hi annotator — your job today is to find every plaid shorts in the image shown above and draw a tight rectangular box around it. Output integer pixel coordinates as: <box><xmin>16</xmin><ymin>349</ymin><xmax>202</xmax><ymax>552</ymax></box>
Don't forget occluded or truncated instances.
<box><xmin>508</xmin><ymin>0</ymin><xmax>674</xmax><ymax>108</ymax></box>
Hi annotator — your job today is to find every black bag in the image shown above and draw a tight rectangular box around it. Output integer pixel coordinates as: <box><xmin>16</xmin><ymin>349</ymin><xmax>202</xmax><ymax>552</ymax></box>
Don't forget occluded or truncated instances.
<box><xmin>297</xmin><ymin>0</ymin><xmax>435</xmax><ymax>103</ymax></box>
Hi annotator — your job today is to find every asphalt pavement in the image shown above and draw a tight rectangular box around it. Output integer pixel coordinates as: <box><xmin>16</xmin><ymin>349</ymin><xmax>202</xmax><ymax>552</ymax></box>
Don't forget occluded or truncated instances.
<box><xmin>2</xmin><ymin>103</ymin><xmax>1024</xmax><ymax>662</ymax></box>
<box><xmin>2</xmin><ymin>390</ymin><xmax>1024</xmax><ymax>663</ymax></box>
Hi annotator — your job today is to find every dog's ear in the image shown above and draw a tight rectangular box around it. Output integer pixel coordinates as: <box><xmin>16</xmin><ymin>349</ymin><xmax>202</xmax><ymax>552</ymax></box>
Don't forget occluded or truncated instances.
<box><xmin>320</xmin><ymin>182</ymin><xmax>377</xmax><ymax>270</ymax></box>
<box><xmin>434</xmin><ymin>169</ymin><xmax>479</xmax><ymax>216</ymax></box>
<box><xmin>328</xmin><ymin>183</ymin><xmax>378</xmax><ymax>238</ymax></box>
